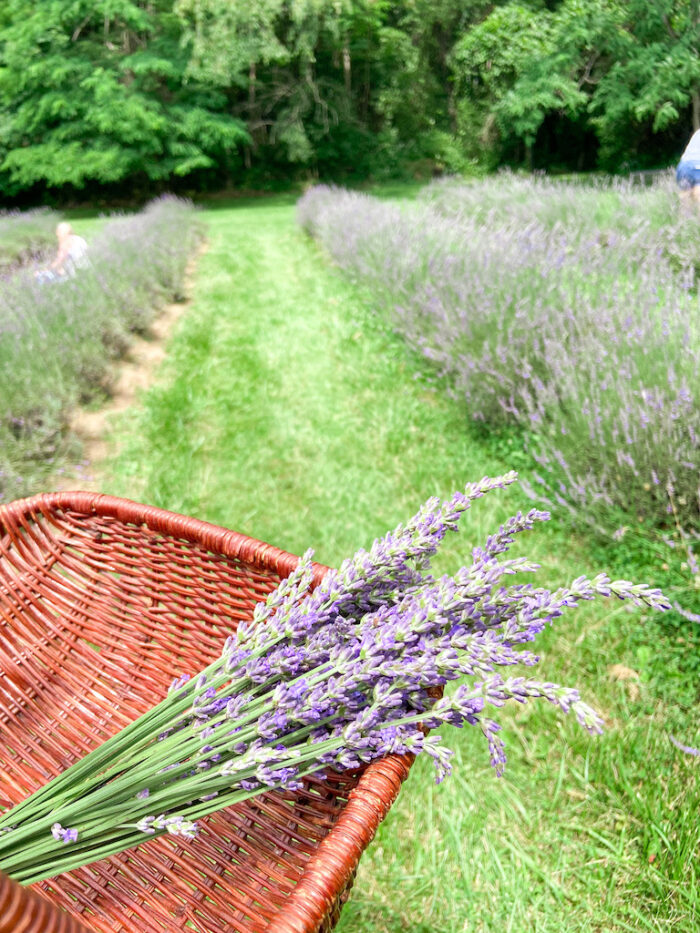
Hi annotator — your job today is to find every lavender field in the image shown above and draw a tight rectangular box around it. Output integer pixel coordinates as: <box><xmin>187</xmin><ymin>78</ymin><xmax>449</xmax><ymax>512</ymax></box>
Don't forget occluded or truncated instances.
<box><xmin>97</xmin><ymin>197</ymin><xmax>700</xmax><ymax>930</ymax></box>
<box><xmin>0</xmin><ymin>196</ymin><xmax>203</xmax><ymax>503</ymax></box>
<box><xmin>298</xmin><ymin>177</ymin><xmax>700</xmax><ymax>587</ymax></box>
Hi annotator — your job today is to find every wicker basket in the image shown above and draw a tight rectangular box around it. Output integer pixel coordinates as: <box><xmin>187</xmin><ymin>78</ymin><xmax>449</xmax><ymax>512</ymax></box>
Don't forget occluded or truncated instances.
<box><xmin>0</xmin><ymin>492</ymin><xmax>414</xmax><ymax>933</ymax></box>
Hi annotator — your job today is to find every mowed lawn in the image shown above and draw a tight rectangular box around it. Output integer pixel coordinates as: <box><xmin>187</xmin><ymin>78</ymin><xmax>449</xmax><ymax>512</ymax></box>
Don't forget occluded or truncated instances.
<box><xmin>100</xmin><ymin>196</ymin><xmax>699</xmax><ymax>932</ymax></box>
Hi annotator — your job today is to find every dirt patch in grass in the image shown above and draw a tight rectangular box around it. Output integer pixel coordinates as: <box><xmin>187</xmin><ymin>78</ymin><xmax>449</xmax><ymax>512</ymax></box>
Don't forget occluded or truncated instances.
<box><xmin>51</xmin><ymin>243</ymin><xmax>207</xmax><ymax>492</ymax></box>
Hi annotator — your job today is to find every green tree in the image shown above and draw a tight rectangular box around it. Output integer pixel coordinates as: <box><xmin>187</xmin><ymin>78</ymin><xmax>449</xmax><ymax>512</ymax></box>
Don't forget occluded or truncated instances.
<box><xmin>451</xmin><ymin>1</ymin><xmax>618</xmax><ymax>168</ymax></box>
<box><xmin>372</xmin><ymin>0</ymin><xmax>492</xmax><ymax>172</ymax></box>
<box><xmin>450</xmin><ymin>3</ymin><xmax>554</xmax><ymax>165</ymax></box>
<box><xmin>592</xmin><ymin>0</ymin><xmax>700</xmax><ymax>165</ymax></box>
<box><xmin>0</xmin><ymin>0</ymin><xmax>247</xmax><ymax>196</ymax></box>
<box><xmin>451</xmin><ymin>0</ymin><xmax>697</xmax><ymax>171</ymax></box>
<box><xmin>176</xmin><ymin>0</ymin><xmax>360</xmax><ymax>170</ymax></box>
<box><xmin>176</xmin><ymin>0</ymin><xmax>499</xmax><ymax>177</ymax></box>
<box><xmin>2</xmin><ymin>0</ymin><xmax>699</xmax><ymax>195</ymax></box>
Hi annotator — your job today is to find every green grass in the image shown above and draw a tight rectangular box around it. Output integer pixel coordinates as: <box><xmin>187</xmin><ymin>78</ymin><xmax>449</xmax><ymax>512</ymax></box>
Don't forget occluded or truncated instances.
<box><xmin>99</xmin><ymin>196</ymin><xmax>700</xmax><ymax>931</ymax></box>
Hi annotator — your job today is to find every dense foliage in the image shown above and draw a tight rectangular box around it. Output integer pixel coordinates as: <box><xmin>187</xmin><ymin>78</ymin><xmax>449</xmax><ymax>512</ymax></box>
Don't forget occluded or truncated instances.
<box><xmin>297</xmin><ymin>179</ymin><xmax>700</xmax><ymax>582</ymax></box>
<box><xmin>0</xmin><ymin>1</ymin><xmax>247</xmax><ymax>201</ymax></box>
<box><xmin>0</xmin><ymin>196</ymin><xmax>203</xmax><ymax>502</ymax></box>
<box><xmin>0</xmin><ymin>0</ymin><xmax>698</xmax><ymax>198</ymax></box>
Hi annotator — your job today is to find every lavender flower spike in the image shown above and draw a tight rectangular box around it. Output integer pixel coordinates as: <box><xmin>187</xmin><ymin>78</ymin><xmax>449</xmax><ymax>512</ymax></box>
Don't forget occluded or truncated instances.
<box><xmin>669</xmin><ymin>735</ymin><xmax>700</xmax><ymax>757</ymax></box>
<box><xmin>50</xmin><ymin>823</ymin><xmax>78</xmax><ymax>844</ymax></box>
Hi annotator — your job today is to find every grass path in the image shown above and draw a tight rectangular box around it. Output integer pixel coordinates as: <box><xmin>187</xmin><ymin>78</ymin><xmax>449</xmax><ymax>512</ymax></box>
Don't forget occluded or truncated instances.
<box><xmin>100</xmin><ymin>198</ymin><xmax>699</xmax><ymax>932</ymax></box>
<box><xmin>106</xmin><ymin>197</ymin><xmax>545</xmax><ymax>567</ymax></box>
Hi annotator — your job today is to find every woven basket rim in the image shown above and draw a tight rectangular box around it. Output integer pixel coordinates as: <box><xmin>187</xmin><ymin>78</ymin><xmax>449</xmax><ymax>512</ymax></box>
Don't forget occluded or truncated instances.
<box><xmin>0</xmin><ymin>491</ymin><xmax>414</xmax><ymax>933</ymax></box>
<box><xmin>0</xmin><ymin>490</ymin><xmax>329</xmax><ymax>584</ymax></box>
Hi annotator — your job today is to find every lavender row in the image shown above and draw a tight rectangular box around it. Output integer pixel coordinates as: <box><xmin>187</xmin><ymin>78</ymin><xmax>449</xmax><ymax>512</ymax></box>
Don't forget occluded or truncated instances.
<box><xmin>0</xmin><ymin>207</ymin><xmax>58</xmax><ymax>276</ymax></box>
<box><xmin>0</xmin><ymin>196</ymin><xmax>204</xmax><ymax>503</ymax></box>
<box><xmin>297</xmin><ymin>181</ymin><xmax>699</xmax><ymax>547</ymax></box>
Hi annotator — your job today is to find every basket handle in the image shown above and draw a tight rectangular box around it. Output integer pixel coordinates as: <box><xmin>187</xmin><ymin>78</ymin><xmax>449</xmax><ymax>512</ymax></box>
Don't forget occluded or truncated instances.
<box><xmin>0</xmin><ymin>870</ymin><xmax>93</xmax><ymax>933</ymax></box>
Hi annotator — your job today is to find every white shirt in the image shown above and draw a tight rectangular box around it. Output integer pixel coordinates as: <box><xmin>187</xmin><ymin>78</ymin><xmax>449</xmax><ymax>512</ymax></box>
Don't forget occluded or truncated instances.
<box><xmin>681</xmin><ymin>130</ymin><xmax>700</xmax><ymax>163</ymax></box>
<box><xmin>64</xmin><ymin>235</ymin><xmax>89</xmax><ymax>276</ymax></box>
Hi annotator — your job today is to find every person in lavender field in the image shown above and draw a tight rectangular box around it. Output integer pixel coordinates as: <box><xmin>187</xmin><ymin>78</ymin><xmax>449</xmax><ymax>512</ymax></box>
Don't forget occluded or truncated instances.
<box><xmin>676</xmin><ymin>128</ymin><xmax>700</xmax><ymax>212</ymax></box>
<box><xmin>35</xmin><ymin>222</ymin><xmax>89</xmax><ymax>283</ymax></box>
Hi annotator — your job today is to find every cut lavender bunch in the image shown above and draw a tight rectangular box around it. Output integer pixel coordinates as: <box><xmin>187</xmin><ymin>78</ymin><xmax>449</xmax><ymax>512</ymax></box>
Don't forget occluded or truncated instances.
<box><xmin>0</xmin><ymin>475</ymin><xmax>670</xmax><ymax>885</ymax></box>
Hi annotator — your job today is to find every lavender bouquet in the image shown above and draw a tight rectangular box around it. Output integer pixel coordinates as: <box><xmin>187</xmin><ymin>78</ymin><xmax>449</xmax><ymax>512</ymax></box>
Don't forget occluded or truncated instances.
<box><xmin>0</xmin><ymin>474</ymin><xmax>669</xmax><ymax>885</ymax></box>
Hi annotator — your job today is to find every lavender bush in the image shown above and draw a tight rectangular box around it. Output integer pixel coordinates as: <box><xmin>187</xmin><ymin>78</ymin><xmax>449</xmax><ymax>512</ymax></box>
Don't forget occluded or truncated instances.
<box><xmin>0</xmin><ymin>207</ymin><xmax>58</xmax><ymax>276</ymax></box>
<box><xmin>418</xmin><ymin>171</ymin><xmax>676</xmax><ymax>234</ymax></box>
<box><xmin>0</xmin><ymin>474</ymin><xmax>669</xmax><ymax>884</ymax></box>
<box><xmin>0</xmin><ymin>196</ymin><xmax>204</xmax><ymax>503</ymax></box>
<box><xmin>297</xmin><ymin>181</ymin><xmax>699</xmax><ymax>552</ymax></box>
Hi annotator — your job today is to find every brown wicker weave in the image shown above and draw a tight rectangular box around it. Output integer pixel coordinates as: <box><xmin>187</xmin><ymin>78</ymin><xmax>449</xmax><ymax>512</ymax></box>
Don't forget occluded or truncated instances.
<box><xmin>0</xmin><ymin>492</ymin><xmax>414</xmax><ymax>933</ymax></box>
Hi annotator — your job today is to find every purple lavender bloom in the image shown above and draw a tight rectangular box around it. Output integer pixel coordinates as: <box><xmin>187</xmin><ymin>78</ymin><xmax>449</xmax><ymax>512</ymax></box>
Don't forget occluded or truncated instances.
<box><xmin>670</xmin><ymin>735</ymin><xmax>700</xmax><ymax>756</ymax></box>
<box><xmin>51</xmin><ymin>823</ymin><xmax>79</xmax><ymax>843</ymax></box>
<box><xmin>673</xmin><ymin>601</ymin><xmax>700</xmax><ymax>624</ymax></box>
<box><xmin>151</xmin><ymin>814</ymin><xmax>199</xmax><ymax>840</ymax></box>
<box><xmin>239</xmin><ymin>779</ymin><xmax>261</xmax><ymax>791</ymax></box>
<box><xmin>169</xmin><ymin>673</ymin><xmax>190</xmax><ymax>694</ymax></box>
<box><xmin>136</xmin><ymin>816</ymin><xmax>156</xmax><ymax>834</ymax></box>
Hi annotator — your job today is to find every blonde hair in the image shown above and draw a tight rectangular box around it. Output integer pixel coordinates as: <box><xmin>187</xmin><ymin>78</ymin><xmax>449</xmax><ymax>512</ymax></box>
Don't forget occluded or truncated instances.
<box><xmin>56</xmin><ymin>222</ymin><xmax>73</xmax><ymax>239</ymax></box>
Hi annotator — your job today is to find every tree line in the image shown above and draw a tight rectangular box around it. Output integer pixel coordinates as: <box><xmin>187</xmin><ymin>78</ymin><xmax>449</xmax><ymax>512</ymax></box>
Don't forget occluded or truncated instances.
<box><xmin>0</xmin><ymin>0</ymin><xmax>698</xmax><ymax>202</ymax></box>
